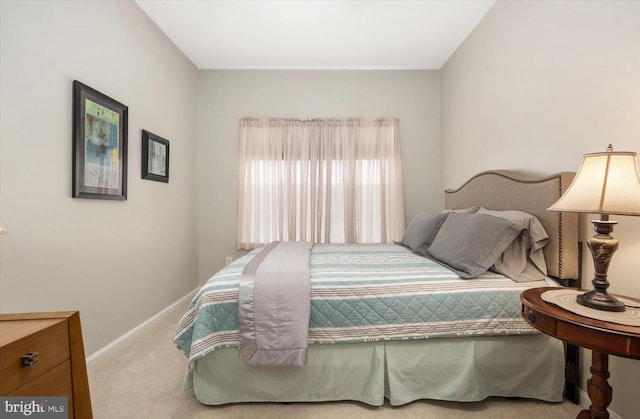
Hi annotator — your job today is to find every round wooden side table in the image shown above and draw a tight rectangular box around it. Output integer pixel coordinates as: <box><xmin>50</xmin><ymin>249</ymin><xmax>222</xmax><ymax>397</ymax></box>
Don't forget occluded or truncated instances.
<box><xmin>520</xmin><ymin>287</ymin><xmax>640</xmax><ymax>419</ymax></box>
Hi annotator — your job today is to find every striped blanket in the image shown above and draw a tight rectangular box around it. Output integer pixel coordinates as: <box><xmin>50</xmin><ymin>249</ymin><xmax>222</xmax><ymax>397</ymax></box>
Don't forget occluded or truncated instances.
<box><xmin>174</xmin><ymin>243</ymin><xmax>543</xmax><ymax>364</ymax></box>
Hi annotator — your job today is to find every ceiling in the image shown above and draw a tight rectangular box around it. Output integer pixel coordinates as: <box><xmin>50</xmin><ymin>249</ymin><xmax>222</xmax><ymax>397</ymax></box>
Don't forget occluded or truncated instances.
<box><xmin>135</xmin><ymin>0</ymin><xmax>495</xmax><ymax>70</ymax></box>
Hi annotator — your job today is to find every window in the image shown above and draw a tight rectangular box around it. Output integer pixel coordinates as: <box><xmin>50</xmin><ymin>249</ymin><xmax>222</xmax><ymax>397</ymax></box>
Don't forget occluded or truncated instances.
<box><xmin>237</xmin><ymin>118</ymin><xmax>405</xmax><ymax>249</ymax></box>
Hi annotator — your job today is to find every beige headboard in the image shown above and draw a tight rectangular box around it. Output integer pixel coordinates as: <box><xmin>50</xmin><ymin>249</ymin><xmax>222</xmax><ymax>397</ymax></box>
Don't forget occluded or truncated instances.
<box><xmin>444</xmin><ymin>170</ymin><xmax>579</xmax><ymax>281</ymax></box>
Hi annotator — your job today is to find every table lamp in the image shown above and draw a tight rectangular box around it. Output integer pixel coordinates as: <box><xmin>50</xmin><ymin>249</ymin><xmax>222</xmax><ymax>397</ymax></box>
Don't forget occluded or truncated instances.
<box><xmin>549</xmin><ymin>145</ymin><xmax>640</xmax><ymax>312</ymax></box>
<box><xmin>0</xmin><ymin>224</ymin><xmax>6</xmax><ymax>234</ymax></box>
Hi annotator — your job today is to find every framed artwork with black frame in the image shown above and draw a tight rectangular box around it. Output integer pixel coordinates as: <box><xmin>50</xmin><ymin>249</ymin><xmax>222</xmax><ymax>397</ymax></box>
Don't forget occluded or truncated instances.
<box><xmin>72</xmin><ymin>80</ymin><xmax>128</xmax><ymax>200</ymax></box>
<box><xmin>141</xmin><ymin>130</ymin><xmax>169</xmax><ymax>183</ymax></box>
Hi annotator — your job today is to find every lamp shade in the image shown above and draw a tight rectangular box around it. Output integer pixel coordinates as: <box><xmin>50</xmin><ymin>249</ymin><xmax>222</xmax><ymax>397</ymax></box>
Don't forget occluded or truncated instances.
<box><xmin>549</xmin><ymin>146</ymin><xmax>640</xmax><ymax>216</ymax></box>
<box><xmin>0</xmin><ymin>224</ymin><xmax>6</xmax><ymax>234</ymax></box>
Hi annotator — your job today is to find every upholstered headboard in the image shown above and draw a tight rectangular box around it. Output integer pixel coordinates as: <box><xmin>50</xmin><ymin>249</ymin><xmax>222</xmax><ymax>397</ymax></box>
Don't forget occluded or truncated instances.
<box><xmin>444</xmin><ymin>170</ymin><xmax>579</xmax><ymax>281</ymax></box>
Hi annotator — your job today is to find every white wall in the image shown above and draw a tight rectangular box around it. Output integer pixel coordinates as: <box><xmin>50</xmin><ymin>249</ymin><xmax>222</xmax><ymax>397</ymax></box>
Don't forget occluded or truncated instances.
<box><xmin>0</xmin><ymin>0</ymin><xmax>199</xmax><ymax>355</ymax></box>
<box><xmin>441</xmin><ymin>1</ymin><xmax>640</xmax><ymax>417</ymax></box>
<box><xmin>197</xmin><ymin>70</ymin><xmax>440</xmax><ymax>282</ymax></box>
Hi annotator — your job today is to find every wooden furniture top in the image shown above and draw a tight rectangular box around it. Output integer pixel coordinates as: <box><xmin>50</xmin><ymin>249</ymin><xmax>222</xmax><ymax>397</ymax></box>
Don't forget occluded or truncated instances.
<box><xmin>0</xmin><ymin>318</ymin><xmax>66</xmax><ymax>346</ymax></box>
<box><xmin>0</xmin><ymin>311</ymin><xmax>82</xmax><ymax>322</ymax></box>
<box><xmin>521</xmin><ymin>287</ymin><xmax>640</xmax><ymax>359</ymax></box>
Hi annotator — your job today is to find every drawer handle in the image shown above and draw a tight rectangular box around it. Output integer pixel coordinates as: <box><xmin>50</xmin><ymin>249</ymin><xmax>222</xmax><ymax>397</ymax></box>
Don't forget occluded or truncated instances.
<box><xmin>528</xmin><ymin>311</ymin><xmax>536</xmax><ymax>324</ymax></box>
<box><xmin>21</xmin><ymin>352</ymin><xmax>39</xmax><ymax>367</ymax></box>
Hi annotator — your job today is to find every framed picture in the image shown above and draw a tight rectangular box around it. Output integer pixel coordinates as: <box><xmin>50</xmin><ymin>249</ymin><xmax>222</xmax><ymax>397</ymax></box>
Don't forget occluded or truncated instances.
<box><xmin>72</xmin><ymin>80</ymin><xmax>128</xmax><ymax>200</ymax></box>
<box><xmin>141</xmin><ymin>130</ymin><xmax>169</xmax><ymax>183</ymax></box>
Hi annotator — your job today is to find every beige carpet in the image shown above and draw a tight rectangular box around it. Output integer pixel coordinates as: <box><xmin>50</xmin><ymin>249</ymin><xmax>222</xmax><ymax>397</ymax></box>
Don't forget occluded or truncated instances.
<box><xmin>87</xmin><ymin>299</ymin><xmax>583</xmax><ymax>418</ymax></box>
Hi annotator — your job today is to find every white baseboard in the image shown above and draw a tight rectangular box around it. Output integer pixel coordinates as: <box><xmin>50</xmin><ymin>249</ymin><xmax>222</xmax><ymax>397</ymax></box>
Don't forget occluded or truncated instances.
<box><xmin>86</xmin><ymin>288</ymin><xmax>198</xmax><ymax>364</ymax></box>
<box><xmin>578</xmin><ymin>388</ymin><xmax>623</xmax><ymax>419</ymax></box>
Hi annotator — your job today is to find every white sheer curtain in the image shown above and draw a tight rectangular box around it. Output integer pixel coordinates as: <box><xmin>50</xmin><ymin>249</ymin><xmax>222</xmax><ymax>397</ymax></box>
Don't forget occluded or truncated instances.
<box><xmin>237</xmin><ymin>118</ymin><xmax>405</xmax><ymax>250</ymax></box>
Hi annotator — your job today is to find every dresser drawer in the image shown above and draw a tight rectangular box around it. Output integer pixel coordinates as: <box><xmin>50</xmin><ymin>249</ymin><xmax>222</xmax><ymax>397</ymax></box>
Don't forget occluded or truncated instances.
<box><xmin>0</xmin><ymin>319</ymin><xmax>70</xmax><ymax>394</ymax></box>
<box><xmin>9</xmin><ymin>360</ymin><xmax>74</xmax><ymax>419</ymax></box>
<box><xmin>9</xmin><ymin>360</ymin><xmax>72</xmax><ymax>397</ymax></box>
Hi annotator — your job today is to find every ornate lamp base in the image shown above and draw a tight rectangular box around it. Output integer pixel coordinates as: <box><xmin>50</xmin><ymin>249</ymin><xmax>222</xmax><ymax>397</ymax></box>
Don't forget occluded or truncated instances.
<box><xmin>577</xmin><ymin>290</ymin><xmax>625</xmax><ymax>312</ymax></box>
<box><xmin>578</xmin><ymin>217</ymin><xmax>626</xmax><ymax>313</ymax></box>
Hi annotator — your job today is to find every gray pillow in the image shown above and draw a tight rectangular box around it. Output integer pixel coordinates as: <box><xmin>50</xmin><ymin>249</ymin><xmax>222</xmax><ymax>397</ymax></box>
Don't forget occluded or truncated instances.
<box><xmin>427</xmin><ymin>212</ymin><xmax>523</xmax><ymax>279</ymax></box>
<box><xmin>399</xmin><ymin>212</ymin><xmax>449</xmax><ymax>251</ymax></box>
<box><xmin>476</xmin><ymin>207</ymin><xmax>549</xmax><ymax>282</ymax></box>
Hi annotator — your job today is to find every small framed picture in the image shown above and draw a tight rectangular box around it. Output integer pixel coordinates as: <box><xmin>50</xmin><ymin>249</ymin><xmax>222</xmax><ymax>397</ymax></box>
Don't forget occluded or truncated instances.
<box><xmin>73</xmin><ymin>80</ymin><xmax>128</xmax><ymax>199</ymax></box>
<box><xmin>141</xmin><ymin>130</ymin><xmax>169</xmax><ymax>183</ymax></box>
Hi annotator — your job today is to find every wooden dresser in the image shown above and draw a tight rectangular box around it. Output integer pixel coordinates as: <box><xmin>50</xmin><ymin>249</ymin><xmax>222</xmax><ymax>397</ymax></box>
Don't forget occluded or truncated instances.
<box><xmin>0</xmin><ymin>311</ymin><xmax>92</xmax><ymax>419</ymax></box>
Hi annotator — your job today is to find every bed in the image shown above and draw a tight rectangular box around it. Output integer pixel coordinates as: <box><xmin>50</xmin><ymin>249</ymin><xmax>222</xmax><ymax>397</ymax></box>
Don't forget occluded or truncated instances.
<box><xmin>174</xmin><ymin>170</ymin><xmax>580</xmax><ymax>406</ymax></box>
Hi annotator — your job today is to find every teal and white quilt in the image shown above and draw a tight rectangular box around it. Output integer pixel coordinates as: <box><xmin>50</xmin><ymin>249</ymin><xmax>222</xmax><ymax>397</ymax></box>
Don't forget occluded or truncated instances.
<box><xmin>174</xmin><ymin>244</ymin><xmax>544</xmax><ymax>364</ymax></box>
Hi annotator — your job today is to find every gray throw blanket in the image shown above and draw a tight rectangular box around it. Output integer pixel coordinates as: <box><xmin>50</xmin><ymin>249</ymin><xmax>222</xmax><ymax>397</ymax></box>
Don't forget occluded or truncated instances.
<box><xmin>238</xmin><ymin>241</ymin><xmax>313</xmax><ymax>366</ymax></box>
